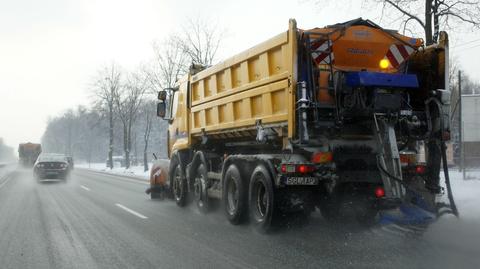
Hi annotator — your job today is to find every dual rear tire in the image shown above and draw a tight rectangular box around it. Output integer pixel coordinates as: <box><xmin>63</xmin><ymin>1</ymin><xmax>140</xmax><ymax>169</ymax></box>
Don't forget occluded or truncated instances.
<box><xmin>223</xmin><ymin>164</ymin><xmax>274</xmax><ymax>232</ymax></box>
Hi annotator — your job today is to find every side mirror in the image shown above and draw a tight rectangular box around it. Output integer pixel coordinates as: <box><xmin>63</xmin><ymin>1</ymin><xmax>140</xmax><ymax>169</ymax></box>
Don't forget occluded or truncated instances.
<box><xmin>158</xmin><ymin>90</ymin><xmax>167</xmax><ymax>101</ymax></box>
<box><xmin>157</xmin><ymin>102</ymin><xmax>166</xmax><ymax>118</ymax></box>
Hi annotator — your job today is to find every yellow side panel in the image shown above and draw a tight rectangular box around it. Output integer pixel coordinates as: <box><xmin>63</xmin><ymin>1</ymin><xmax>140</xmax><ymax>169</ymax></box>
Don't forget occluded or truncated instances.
<box><xmin>190</xmin><ymin>32</ymin><xmax>291</xmax><ymax>107</ymax></box>
<box><xmin>191</xmin><ymin>79</ymin><xmax>289</xmax><ymax>134</ymax></box>
<box><xmin>189</xmin><ymin>30</ymin><xmax>294</xmax><ymax>137</ymax></box>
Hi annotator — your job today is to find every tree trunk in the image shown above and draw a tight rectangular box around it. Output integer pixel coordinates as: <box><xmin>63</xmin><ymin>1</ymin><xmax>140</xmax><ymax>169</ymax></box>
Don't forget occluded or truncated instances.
<box><xmin>425</xmin><ymin>0</ymin><xmax>433</xmax><ymax>45</ymax></box>
<box><xmin>123</xmin><ymin>124</ymin><xmax>129</xmax><ymax>169</ymax></box>
<box><xmin>143</xmin><ymin>151</ymin><xmax>149</xmax><ymax>172</ymax></box>
<box><xmin>143</xmin><ymin>128</ymin><xmax>150</xmax><ymax>172</ymax></box>
<box><xmin>432</xmin><ymin>0</ymin><xmax>439</xmax><ymax>43</ymax></box>
<box><xmin>108</xmin><ymin>104</ymin><xmax>114</xmax><ymax>169</ymax></box>
<box><xmin>127</xmin><ymin>122</ymin><xmax>133</xmax><ymax>169</ymax></box>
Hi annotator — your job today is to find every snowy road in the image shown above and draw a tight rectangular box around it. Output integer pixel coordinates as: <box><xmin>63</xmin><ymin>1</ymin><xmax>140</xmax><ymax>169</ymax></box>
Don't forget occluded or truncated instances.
<box><xmin>0</xmin><ymin>167</ymin><xmax>479</xmax><ymax>268</ymax></box>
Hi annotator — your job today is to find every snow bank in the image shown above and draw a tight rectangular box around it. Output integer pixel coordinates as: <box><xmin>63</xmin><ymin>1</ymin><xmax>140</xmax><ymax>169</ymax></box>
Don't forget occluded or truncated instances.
<box><xmin>76</xmin><ymin>163</ymin><xmax>151</xmax><ymax>180</ymax></box>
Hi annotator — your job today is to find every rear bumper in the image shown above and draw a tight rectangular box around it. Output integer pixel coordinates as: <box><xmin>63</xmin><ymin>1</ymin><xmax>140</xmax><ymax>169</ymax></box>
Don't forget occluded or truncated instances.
<box><xmin>35</xmin><ymin>169</ymin><xmax>69</xmax><ymax>179</ymax></box>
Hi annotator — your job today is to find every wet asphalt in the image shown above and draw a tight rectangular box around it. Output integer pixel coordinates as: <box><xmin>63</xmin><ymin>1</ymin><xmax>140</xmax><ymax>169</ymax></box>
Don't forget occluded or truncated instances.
<box><xmin>0</xmin><ymin>166</ymin><xmax>479</xmax><ymax>269</ymax></box>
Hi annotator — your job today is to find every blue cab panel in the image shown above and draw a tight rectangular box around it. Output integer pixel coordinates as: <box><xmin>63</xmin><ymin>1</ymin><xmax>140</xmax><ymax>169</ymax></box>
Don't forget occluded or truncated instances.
<box><xmin>346</xmin><ymin>71</ymin><xmax>419</xmax><ymax>88</ymax></box>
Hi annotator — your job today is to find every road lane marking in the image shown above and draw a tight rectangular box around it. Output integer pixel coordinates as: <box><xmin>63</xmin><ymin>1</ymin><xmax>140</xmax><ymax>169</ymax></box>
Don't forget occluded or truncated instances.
<box><xmin>80</xmin><ymin>185</ymin><xmax>90</xmax><ymax>191</ymax></box>
<box><xmin>0</xmin><ymin>174</ymin><xmax>13</xmax><ymax>190</ymax></box>
<box><xmin>115</xmin><ymin>203</ymin><xmax>148</xmax><ymax>219</ymax></box>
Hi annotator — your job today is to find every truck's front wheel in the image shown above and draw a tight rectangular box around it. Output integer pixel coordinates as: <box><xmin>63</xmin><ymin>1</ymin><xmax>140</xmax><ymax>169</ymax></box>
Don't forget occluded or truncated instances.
<box><xmin>249</xmin><ymin>165</ymin><xmax>274</xmax><ymax>232</ymax></box>
<box><xmin>223</xmin><ymin>164</ymin><xmax>248</xmax><ymax>225</ymax></box>
<box><xmin>171</xmin><ymin>158</ymin><xmax>187</xmax><ymax>207</ymax></box>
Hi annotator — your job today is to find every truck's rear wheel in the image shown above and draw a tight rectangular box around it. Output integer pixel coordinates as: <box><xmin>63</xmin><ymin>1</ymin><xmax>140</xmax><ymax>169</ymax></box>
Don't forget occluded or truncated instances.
<box><xmin>171</xmin><ymin>159</ymin><xmax>187</xmax><ymax>207</ymax></box>
<box><xmin>194</xmin><ymin>164</ymin><xmax>210</xmax><ymax>213</ymax></box>
<box><xmin>223</xmin><ymin>164</ymin><xmax>247</xmax><ymax>224</ymax></box>
<box><xmin>249</xmin><ymin>165</ymin><xmax>274</xmax><ymax>232</ymax></box>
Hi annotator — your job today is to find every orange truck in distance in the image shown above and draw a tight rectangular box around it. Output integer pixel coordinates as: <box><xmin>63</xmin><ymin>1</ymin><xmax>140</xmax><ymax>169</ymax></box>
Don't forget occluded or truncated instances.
<box><xmin>18</xmin><ymin>142</ymin><xmax>42</xmax><ymax>167</ymax></box>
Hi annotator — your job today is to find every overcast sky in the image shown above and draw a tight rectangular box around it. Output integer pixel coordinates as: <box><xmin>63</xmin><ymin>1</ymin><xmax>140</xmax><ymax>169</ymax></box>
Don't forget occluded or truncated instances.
<box><xmin>1</xmin><ymin>0</ymin><xmax>479</xmax><ymax>150</ymax></box>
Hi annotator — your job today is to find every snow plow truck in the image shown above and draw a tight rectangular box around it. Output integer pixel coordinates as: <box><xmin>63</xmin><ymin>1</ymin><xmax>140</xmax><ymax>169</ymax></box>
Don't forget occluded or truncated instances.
<box><xmin>147</xmin><ymin>18</ymin><xmax>456</xmax><ymax>231</ymax></box>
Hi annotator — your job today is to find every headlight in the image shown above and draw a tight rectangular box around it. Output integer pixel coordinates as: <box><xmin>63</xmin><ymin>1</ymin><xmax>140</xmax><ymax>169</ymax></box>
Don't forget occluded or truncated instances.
<box><xmin>37</xmin><ymin>163</ymin><xmax>44</xmax><ymax>168</ymax></box>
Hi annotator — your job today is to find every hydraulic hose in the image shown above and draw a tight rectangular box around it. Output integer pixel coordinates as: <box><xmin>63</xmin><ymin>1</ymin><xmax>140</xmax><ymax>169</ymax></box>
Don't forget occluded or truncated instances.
<box><xmin>425</xmin><ymin>97</ymin><xmax>459</xmax><ymax>217</ymax></box>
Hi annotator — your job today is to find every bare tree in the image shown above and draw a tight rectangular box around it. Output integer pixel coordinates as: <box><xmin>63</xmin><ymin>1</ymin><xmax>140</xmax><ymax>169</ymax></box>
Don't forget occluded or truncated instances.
<box><xmin>139</xmin><ymin>100</ymin><xmax>156</xmax><ymax>171</ymax></box>
<box><xmin>144</xmin><ymin>17</ymin><xmax>225</xmax><ymax>94</ymax></box>
<box><xmin>145</xmin><ymin>36</ymin><xmax>189</xmax><ymax>93</ymax></box>
<box><xmin>114</xmin><ymin>71</ymin><xmax>148</xmax><ymax>169</ymax></box>
<box><xmin>371</xmin><ymin>0</ymin><xmax>480</xmax><ymax>45</ymax></box>
<box><xmin>92</xmin><ymin>63</ymin><xmax>122</xmax><ymax>169</ymax></box>
<box><xmin>176</xmin><ymin>17</ymin><xmax>225</xmax><ymax>67</ymax></box>
<box><xmin>0</xmin><ymin>138</ymin><xmax>15</xmax><ymax>162</ymax></box>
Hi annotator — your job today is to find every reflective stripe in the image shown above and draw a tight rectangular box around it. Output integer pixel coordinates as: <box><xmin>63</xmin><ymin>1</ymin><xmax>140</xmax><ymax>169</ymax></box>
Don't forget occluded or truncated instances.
<box><xmin>310</xmin><ymin>39</ymin><xmax>334</xmax><ymax>65</ymax></box>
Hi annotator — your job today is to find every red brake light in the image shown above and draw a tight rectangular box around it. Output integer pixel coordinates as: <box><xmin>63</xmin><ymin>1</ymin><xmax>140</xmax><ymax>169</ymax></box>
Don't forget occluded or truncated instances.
<box><xmin>298</xmin><ymin>164</ymin><xmax>307</xmax><ymax>173</ymax></box>
<box><xmin>296</xmin><ymin>164</ymin><xmax>314</xmax><ymax>174</ymax></box>
<box><xmin>415</xmin><ymin>165</ymin><xmax>426</xmax><ymax>174</ymax></box>
<box><xmin>375</xmin><ymin>187</ymin><xmax>385</xmax><ymax>198</ymax></box>
<box><xmin>281</xmin><ymin>164</ymin><xmax>287</xmax><ymax>173</ymax></box>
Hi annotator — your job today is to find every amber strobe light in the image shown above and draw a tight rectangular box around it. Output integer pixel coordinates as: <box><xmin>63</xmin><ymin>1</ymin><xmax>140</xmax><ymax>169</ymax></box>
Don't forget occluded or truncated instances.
<box><xmin>379</xmin><ymin>58</ymin><xmax>390</xmax><ymax>69</ymax></box>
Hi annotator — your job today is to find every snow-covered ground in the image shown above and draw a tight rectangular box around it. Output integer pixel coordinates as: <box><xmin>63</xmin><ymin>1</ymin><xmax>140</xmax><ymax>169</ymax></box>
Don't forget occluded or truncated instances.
<box><xmin>76</xmin><ymin>162</ymin><xmax>151</xmax><ymax>180</ymax></box>
<box><xmin>0</xmin><ymin>163</ymin><xmax>18</xmax><ymax>179</ymax></box>
<box><xmin>443</xmin><ymin>169</ymin><xmax>480</xmax><ymax>220</ymax></box>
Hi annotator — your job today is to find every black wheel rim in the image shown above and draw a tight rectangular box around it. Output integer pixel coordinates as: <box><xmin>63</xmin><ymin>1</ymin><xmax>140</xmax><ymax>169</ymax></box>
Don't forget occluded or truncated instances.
<box><xmin>226</xmin><ymin>176</ymin><xmax>239</xmax><ymax>215</ymax></box>
<box><xmin>254</xmin><ymin>178</ymin><xmax>268</xmax><ymax>219</ymax></box>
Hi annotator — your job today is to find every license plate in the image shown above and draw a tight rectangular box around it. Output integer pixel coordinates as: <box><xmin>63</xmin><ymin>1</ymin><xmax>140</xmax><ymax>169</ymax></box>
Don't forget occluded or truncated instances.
<box><xmin>285</xmin><ymin>177</ymin><xmax>318</xmax><ymax>185</ymax></box>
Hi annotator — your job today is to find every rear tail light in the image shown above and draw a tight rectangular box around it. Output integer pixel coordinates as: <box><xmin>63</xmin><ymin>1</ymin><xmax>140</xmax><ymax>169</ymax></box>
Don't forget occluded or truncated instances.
<box><xmin>415</xmin><ymin>164</ymin><xmax>427</xmax><ymax>175</ymax></box>
<box><xmin>400</xmin><ymin>153</ymin><xmax>417</xmax><ymax>167</ymax></box>
<box><xmin>279</xmin><ymin>163</ymin><xmax>315</xmax><ymax>174</ymax></box>
<box><xmin>374</xmin><ymin>186</ymin><xmax>385</xmax><ymax>198</ymax></box>
<box><xmin>311</xmin><ymin>152</ymin><xmax>333</xmax><ymax>164</ymax></box>
<box><xmin>297</xmin><ymin>164</ymin><xmax>315</xmax><ymax>174</ymax></box>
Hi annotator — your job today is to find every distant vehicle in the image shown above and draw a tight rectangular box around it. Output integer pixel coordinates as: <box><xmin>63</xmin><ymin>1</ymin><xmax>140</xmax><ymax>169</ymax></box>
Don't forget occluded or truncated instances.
<box><xmin>18</xmin><ymin>142</ymin><xmax>42</xmax><ymax>167</ymax></box>
<box><xmin>34</xmin><ymin>154</ymin><xmax>70</xmax><ymax>181</ymax></box>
